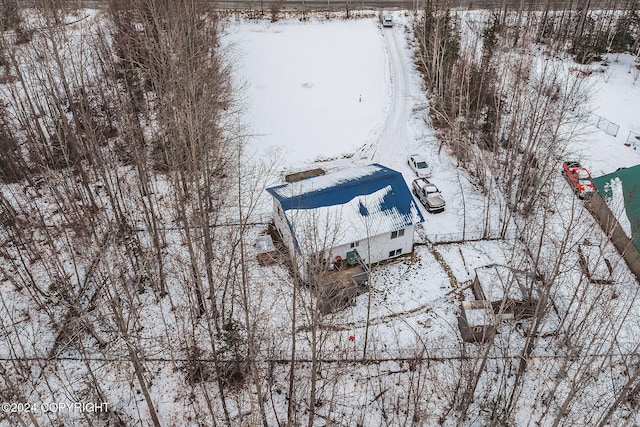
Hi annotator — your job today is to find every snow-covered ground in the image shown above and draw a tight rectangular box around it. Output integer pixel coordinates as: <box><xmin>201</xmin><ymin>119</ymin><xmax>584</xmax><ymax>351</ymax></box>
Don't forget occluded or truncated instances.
<box><xmin>1</xmin><ymin>7</ymin><xmax>639</xmax><ymax>426</ymax></box>
<box><xmin>225</xmin><ymin>18</ymin><xmax>388</xmax><ymax>166</ymax></box>
<box><xmin>584</xmin><ymin>52</ymin><xmax>640</xmax><ymax>174</ymax></box>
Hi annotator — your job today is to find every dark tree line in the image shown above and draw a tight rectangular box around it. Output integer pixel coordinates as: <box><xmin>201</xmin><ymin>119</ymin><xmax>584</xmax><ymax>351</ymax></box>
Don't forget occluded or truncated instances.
<box><xmin>0</xmin><ymin>1</ymin><xmax>256</xmax><ymax>424</ymax></box>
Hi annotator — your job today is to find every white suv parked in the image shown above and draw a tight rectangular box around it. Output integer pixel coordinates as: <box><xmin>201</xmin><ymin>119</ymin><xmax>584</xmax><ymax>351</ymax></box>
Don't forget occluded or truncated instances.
<box><xmin>407</xmin><ymin>154</ymin><xmax>432</xmax><ymax>178</ymax></box>
<box><xmin>380</xmin><ymin>13</ymin><xmax>393</xmax><ymax>27</ymax></box>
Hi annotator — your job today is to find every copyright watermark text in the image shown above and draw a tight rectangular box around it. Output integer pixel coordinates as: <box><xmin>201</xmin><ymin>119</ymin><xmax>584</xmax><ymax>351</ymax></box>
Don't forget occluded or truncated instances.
<box><xmin>1</xmin><ymin>401</ymin><xmax>109</xmax><ymax>414</ymax></box>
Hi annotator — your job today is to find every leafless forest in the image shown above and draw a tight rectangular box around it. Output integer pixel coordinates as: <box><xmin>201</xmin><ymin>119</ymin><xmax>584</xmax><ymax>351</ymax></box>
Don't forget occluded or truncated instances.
<box><xmin>0</xmin><ymin>0</ymin><xmax>639</xmax><ymax>425</ymax></box>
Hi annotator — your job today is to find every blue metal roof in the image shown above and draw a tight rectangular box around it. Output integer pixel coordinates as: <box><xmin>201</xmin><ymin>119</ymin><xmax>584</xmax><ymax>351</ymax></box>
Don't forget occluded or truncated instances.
<box><xmin>266</xmin><ymin>164</ymin><xmax>424</xmax><ymax>230</ymax></box>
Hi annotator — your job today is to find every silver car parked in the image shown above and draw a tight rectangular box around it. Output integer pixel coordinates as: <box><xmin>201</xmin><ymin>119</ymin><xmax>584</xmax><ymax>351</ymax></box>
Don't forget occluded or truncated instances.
<box><xmin>412</xmin><ymin>178</ymin><xmax>446</xmax><ymax>213</ymax></box>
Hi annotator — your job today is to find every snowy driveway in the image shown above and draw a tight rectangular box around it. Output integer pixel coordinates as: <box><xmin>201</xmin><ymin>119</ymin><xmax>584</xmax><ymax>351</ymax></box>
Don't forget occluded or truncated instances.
<box><xmin>369</xmin><ymin>24</ymin><xmax>410</xmax><ymax>163</ymax></box>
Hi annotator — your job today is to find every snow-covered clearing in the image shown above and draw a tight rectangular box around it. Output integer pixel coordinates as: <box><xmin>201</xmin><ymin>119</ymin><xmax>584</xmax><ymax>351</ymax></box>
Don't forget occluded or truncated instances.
<box><xmin>225</xmin><ymin>18</ymin><xmax>388</xmax><ymax>166</ymax></box>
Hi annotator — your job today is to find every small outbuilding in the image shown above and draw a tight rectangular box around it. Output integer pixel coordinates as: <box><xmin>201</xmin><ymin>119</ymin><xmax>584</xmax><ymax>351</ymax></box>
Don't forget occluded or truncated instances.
<box><xmin>458</xmin><ymin>300</ymin><xmax>497</xmax><ymax>343</ymax></box>
<box><xmin>472</xmin><ymin>265</ymin><xmax>541</xmax><ymax>320</ymax></box>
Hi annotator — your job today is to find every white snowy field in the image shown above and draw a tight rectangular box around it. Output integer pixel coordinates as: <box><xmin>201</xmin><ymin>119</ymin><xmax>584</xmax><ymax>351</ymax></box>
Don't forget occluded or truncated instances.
<box><xmin>224</xmin><ymin>17</ymin><xmax>389</xmax><ymax>166</ymax></box>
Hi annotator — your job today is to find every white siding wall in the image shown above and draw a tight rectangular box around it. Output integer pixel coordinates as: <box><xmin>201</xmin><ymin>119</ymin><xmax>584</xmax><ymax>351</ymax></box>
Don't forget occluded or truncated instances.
<box><xmin>366</xmin><ymin>225</ymin><xmax>415</xmax><ymax>264</ymax></box>
<box><xmin>273</xmin><ymin>200</ymin><xmax>417</xmax><ymax>272</ymax></box>
<box><xmin>323</xmin><ymin>225</ymin><xmax>416</xmax><ymax>265</ymax></box>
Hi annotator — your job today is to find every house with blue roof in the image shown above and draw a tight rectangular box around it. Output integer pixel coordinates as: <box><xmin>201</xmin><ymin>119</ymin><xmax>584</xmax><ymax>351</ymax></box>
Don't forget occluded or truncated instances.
<box><xmin>266</xmin><ymin>164</ymin><xmax>424</xmax><ymax>268</ymax></box>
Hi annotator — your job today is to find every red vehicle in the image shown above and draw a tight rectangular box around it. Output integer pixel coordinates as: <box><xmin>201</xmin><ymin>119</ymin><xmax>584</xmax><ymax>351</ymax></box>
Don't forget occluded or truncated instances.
<box><xmin>562</xmin><ymin>161</ymin><xmax>595</xmax><ymax>199</ymax></box>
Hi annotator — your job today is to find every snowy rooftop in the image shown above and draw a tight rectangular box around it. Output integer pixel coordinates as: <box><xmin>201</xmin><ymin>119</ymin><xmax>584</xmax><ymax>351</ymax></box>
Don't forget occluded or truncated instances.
<box><xmin>462</xmin><ymin>300</ymin><xmax>496</xmax><ymax>327</ymax></box>
<box><xmin>475</xmin><ymin>265</ymin><xmax>540</xmax><ymax>303</ymax></box>
<box><xmin>266</xmin><ymin>164</ymin><xmax>424</xmax><ymax>250</ymax></box>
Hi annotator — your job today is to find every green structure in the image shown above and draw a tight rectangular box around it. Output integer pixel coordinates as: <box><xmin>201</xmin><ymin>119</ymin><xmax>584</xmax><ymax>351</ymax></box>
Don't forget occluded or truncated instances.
<box><xmin>591</xmin><ymin>164</ymin><xmax>640</xmax><ymax>251</ymax></box>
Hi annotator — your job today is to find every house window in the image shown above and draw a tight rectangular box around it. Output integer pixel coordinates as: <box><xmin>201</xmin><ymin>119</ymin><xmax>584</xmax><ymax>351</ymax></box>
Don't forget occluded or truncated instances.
<box><xmin>391</xmin><ymin>229</ymin><xmax>405</xmax><ymax>239</ymax></box>
<box><xmin>350</xmin><ymin>241</ymin><xmax>360</xmax><ymax>248</ymax></box>
<box><xmin>388</xmin><ymin>248</ymin><xmax>402</xmax><ymax>258</ymax></box>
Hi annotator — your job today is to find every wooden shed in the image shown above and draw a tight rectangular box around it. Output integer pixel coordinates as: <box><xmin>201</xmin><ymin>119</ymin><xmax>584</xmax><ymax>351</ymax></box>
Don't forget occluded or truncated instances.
<box><xmin>472</xmin><ymin>265</ymin><xmax>541</xmax><ymax>320</ymax></box>
<box><xmin>458</xmin><ymin>300</ymin><xmax>497</xmax><ymax>343</ymax></box>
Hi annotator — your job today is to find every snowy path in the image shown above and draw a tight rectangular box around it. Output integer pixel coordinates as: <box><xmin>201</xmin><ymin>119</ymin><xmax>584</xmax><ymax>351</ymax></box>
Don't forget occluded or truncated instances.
<box><xmin>370</xmin><ymin>25</ymin><xmax>411</xmax><ymax>163</ymax></box>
